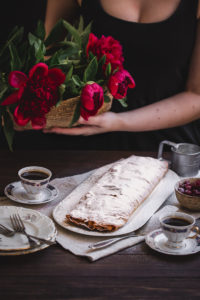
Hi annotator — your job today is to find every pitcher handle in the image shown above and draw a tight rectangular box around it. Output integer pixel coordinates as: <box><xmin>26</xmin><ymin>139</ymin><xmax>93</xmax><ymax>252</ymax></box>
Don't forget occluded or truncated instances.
<box><xmin>157</xmin><ymin>140</ymin><xmax>178</xmax><ymax>164</ymax></box>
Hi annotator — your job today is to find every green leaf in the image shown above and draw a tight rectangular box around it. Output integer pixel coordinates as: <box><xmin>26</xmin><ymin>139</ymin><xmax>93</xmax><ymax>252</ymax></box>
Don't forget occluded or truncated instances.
<box><xmin>104</xmin><ymin>95</ymin><xmax>112</xmax><ymax>103</ymax></box>
<box><xmin>88</xmin><ymin>51</ymin><xmax>95</xmax><ymax>61</ymax></box>
<box><xmin>98</xmin><ymin>55</ymin><xmax>106</xmax><ymax>68</ymax></box>
<box><xmin>72</xmin><ymin>75</ymin><xmax>84</xmax><ymax>88</ymax></box>
<box><xmin>96</xmin><ymin>79</ymin><xmax>105</xmax><ymax>86</ymax></box>
<box><xmin>0</xmin><ymin>73</ymin><xmax>9</xmax><ymax>100</ymax></box>
<box><xmin>83</xmin><ymin>56</ymin><xmax>98</xmax><ymax>82</ymax></box>
<box><xmin>18</xmin><ymin>41</ymin><xmax>29</xmax><ymax>68</ymax></box>
<box><xmin>60</xmin><ymin>45</ymin><xmax>79</xmax><ymax>58</ymax></box>
<box><xmin>56</xmin><ymin>84</ymin><xmax>66</xmax><ymax>107</ymax></box>
<box><xmin>3</xmin><ymin>111</ymin><xmax>14</xmax><ymax>151</ymax></box>
<box><xmin>78</xmin><ymin>16</ymin><xmax>84</xmax><ymax>33</ymax></box>
<box><xmin>48</xmin><ymin>51</ymin><xmax>60</xmax><ymax>66</ymax></box>
<box><xmin>62</xmin><ymin>20</ymin><xmax>81</xmax><ymax>46</ymax></box>
<box><xmin>23</xmin><ymin>46</ymin><xmax>36</xmax><ymax>72</ymax></box>
<box><xmin>68</xmin><ymin>79</ymin><xmax>80</xmax><ymax>96</ymax></box>
<box><xmin>35</xmin><ymin>20</ymin><xmax>46</xmax><ymax>40</ymax></box>
<box><xmin>45</xmin><ymin>41</ymin><xmax>79</xmax><ymax>57</ymax></box>
<box><xmin>44</xmin><ymin>19</ymin><xmax>65</xmax><ymax>47</ymax></box>
<box><xmin>65</xmin><ymin>65</ymin><xmax>73</xmax><ymax>82</ymax></box>
<box><xmin>0</xmin><ymin>27</ymin><xmax>24</xmax><ymax>57</ymax></box>
<box><xmin>0</xmin><ymin>85</ymin><xmax>8</xmax><ymax>100</ymax></box>
<box><xmin>58</xmin><ymin>41</ymin><xmax>78</xmax><ymax>48</ymax></box>
<box><xmin>112</xmin><ymin>67</ymin><xmax>119</xmax><ymax>75</ymax></box>
<box><xmin>35</xmin><ymin>42</ymin><xmax>46</xmax><ymax>63</ymax></box>
<box><xmin>69</xmin><ymin>101</ymin><xmax>81</xmax><ymax>127</ymax></box>
<box><xmin>105</xmin><ymin>62</ymin><xmax>112</xmax><ymax>78</ymax></box>
<box><xmin>28</xmin><ymin>33</ymin><xmax>45</xmax><ymax>55</ymax></box>
<box><xmin>59</xmin><ymin>84</ymin><xmax>66</xmax><ymax>97</ymax></box>
<box><xmin>80</xmin><ymin>21</ymin><xmax>92</xmax><ymax>47</ymax></box>
<box><xmin>9</xmin><ymin>43</ymin><xmax>22</xmax><ymax>71</ymax></box>
<box><xmin>118</xmin><ymin>97</ymin><xmax>128</xmax><ymax>108</ymax></box>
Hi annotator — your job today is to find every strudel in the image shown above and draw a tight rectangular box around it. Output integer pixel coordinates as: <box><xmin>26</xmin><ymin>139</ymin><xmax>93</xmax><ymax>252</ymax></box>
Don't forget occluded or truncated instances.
<box><xmin>66</xmin><ymin>155</ymin><xmax>168</xmax><ymax>232</ymax></box>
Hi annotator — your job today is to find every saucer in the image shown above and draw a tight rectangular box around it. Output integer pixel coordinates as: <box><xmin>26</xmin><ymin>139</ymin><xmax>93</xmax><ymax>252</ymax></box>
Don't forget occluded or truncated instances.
<box><xmin>145</xmin><ymin>229</ymin><xmax>200</xmax><ymax>256</ymax></box>
<box><xmin>4</xmin><ymin>181</ymin><xmax>58</xmax><ymax>205</ymax></box>
<box><xmin>0</xmin><ymin>206</ymin><xmax>57</xmax><ymax>255</ymax></box>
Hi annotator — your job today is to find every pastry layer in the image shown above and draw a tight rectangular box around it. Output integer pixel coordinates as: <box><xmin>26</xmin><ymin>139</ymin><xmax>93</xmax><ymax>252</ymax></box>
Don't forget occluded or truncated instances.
<box><xmin>66</xmin><ymin>156</ymin><xmax>168</xmax><ymax>231</ymax></box>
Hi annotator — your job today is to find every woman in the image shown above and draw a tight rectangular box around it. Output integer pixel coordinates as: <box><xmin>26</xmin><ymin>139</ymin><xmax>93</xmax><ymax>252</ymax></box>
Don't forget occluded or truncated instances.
<box><xmin>43</xmin><ymin>0</ymin><xmax>200</xmax><ymax>151</ymax></box>
<box><xmin>14</xmin><ymin>0</ymin><xmax>200</xmax><ymax>150</ymax></box>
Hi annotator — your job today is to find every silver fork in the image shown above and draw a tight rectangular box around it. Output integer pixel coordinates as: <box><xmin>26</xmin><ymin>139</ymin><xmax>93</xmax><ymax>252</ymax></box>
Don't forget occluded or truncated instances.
<box><xmin>10</xmin><ymin>214</ymin><xmax>56</xmax><ymax>246</ymax></box>
<box><xmin>0</xmin><ymin>224</ymin><xmax>15</xmax><ymax>237</ymax></box>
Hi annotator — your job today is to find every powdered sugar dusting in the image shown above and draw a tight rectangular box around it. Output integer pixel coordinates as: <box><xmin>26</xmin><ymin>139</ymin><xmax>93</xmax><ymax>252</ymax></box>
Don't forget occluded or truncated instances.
<box><xmin>69</xmin><ymin>156</ymin><xmax>168</xmax><ymax>230</ymax></box>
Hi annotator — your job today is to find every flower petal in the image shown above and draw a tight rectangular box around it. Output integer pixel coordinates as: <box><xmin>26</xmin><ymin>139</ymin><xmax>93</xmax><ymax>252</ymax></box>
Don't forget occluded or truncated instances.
<box><xmin>8</xmin><ymin>71</ymin><xmax>27</xmax><ymax>88</ymax></box>
<box><xmin>123</xmin><ymin>70</ymin><xmax>136</xmax><ymax>88</ymax></box>
<box><xmin>80</xmin><ymin>107</ymin><xmax>89</xmax><ymax>121</ymax></box>
<box><xmin>31</xmin><ymin>116</ymin><xmax>46</xmax><ymax>129</ymax></box>
<box><xmin>86</xmin><ymin>33</ymin><xmax>98</xmax><ymax>57</ymax></box>
<box><xmin>29</xmin><ymin>63</ymin><xmax>48</xmax><ymax>79</ymax></box>
<box><xmin>13</xmin><ymin>106</ymin><xmax>30</xmax><ymax>126</ymax></box>
<box><xmin>1</xmin><ymin>91</ymin><xmax>20</xmax><ymax>106</ymax></box>
<box><xmin>48</xmin><ymin>68</ymin><xmax>66</xmax><ymax>86</ymax></box>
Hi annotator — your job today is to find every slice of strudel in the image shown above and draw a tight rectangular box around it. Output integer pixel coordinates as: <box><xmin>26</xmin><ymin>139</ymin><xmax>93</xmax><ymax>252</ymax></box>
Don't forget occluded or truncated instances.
<box><xmin>66</xmin><ymin>155</ymin><xmax>168</xmax><ymax>232</ymax></box>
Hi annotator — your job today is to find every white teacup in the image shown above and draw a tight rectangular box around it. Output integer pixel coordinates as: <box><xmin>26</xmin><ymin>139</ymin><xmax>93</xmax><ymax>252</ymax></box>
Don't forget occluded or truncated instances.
<box><xmin>159</xmin><ymin>212</ymin><xmax>199</xmax><ymax>249</ymax></box>
<box><xmin>18</xmin><ymin>166</ymin><xmax>52</xmax><ymax>200</ymax></box>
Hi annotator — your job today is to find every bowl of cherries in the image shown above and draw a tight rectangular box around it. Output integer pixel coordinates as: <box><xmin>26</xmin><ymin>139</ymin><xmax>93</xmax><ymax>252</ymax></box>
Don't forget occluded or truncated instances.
<box><xmin>175</xmin><ymin>178</ymin><xmax>200</xmax><ymax>211</ymax></box>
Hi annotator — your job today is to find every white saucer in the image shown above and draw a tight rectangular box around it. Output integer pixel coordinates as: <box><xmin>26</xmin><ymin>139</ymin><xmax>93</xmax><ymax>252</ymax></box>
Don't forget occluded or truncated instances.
<box><xmin>145</xmin><ymin>229</ymin><xmax>200</xmax><ymax>256</ymax></box>
<box><xmin>4</xmin><ymin>181</ymin><xmax>58</xmax><ymax>205</ymax></box>
<box><xmin>0</xmin><ymin>206</ymin><xmax>57</xmax><ymax>255</ymax></box>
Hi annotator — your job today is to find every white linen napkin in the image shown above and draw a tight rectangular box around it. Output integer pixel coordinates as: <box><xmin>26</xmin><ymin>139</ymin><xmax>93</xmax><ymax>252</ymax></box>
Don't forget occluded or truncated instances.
<box><xmin>1</xmin><ymin>169</ymin><xmax>200</xmax><ymax>261</ymax></box>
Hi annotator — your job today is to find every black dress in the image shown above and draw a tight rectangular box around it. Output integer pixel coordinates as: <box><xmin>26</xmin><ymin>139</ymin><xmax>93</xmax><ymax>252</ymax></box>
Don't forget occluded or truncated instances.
<box><xmin>80</xmin><ymin>0</ymin><xmax>200</xmax><ymax>150</ymax></box>
<box><xmin>1</xmin><ymin>0</ymin><xmax>200</xmax><ymax>150</ymax></box>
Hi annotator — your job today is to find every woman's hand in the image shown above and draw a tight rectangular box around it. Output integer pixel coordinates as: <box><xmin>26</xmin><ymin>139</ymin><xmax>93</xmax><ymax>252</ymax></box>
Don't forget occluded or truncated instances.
<box><xmin>43</xmin><ymin>111</ymin><xmax>120</xmax><ymax>136</ymax></box>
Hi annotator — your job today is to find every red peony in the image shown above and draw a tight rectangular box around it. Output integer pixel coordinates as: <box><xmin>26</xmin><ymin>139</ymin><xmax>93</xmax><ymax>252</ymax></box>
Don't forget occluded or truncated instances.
<box><xmin>108</xmin><ymin>69</ymin><xmax>135</xmax><ymax>99</ymax></box>
<box><xmin>1</xmin><ymin>63</ymin><xmax>66</xmax><ymax>129</ymax></box>
<box><xmin>86</xmin><ymin>33</ymin><xmax>124</xmax><ymax>72</ymax></box>
<box><xmin>80</xmin><ymin>83</ymin><xmax>104</xmax><ymax>120</ymax></box>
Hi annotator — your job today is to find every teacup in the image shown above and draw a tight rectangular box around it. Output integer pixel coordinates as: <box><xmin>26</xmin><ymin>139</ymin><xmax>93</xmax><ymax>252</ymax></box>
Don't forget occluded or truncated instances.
<box><xmin>159</xmin><ymin>212</ymin><xmax>199</xmax><ymax>249</ymax></box>
<box><xmin>157</xmin><ymin>140</ymin><xmax>200</xmax><ymax>177</ymax></box>
<box><xmin>18</xmin><ymin>166</ymin><xmax>52</xmax><ymax>200</ymax></box>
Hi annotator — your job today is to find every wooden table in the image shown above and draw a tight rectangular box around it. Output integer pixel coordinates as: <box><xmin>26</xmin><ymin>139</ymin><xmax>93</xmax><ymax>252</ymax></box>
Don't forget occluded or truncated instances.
<box><xmin>0</xmin><ymin>149</ymin><xmax>200</xmax><ymax>300</ymax></box>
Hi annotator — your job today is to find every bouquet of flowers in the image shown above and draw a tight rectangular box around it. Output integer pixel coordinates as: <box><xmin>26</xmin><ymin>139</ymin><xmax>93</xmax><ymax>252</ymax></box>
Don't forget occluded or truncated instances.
<box><xmin>0</xmin><ymin>18</ymin><xmax>135</xmax><ymax>150</ymax></box>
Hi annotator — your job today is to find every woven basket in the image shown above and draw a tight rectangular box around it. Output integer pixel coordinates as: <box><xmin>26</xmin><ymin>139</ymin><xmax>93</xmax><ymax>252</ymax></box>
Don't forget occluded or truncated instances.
<box><xmin>13</xmin><ymin>94</ymin><xmax>113</xmax><ymax>130</ymax></box>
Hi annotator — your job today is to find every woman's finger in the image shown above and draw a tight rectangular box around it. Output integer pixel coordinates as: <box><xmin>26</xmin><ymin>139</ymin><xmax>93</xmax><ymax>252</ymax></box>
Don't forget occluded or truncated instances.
<box><xmin>43</xmin><ymin>125</ymin><xmax>104</xmax><ymax>136</ymax></box>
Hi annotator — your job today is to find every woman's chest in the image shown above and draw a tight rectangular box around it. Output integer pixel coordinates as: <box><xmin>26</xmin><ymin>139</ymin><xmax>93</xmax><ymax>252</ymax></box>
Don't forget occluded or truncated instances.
<box><xmin>98</xmin><ymin>0</ymin><xmax>182</xmax><ymax>24</ymax></box>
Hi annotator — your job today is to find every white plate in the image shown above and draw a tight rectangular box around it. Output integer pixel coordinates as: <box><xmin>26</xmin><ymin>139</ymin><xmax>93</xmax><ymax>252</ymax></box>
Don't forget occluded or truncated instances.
<box><xmin>0</xmin><ymin>206</ymin><xmax>56</xmax><ymax>255</ymax></box>
<box><xmin>4</xmin><ymin>181</ymin><xmax>58</xmax><ymax>205</ymax></box>
<box><xmin>53</xmin><ymin>165</ymin><xmax>179</xmax><ymax>237</ymax></box>
<box><xmin>145</xmin><ymin>229</ymin><xmax>200</xmax><ymax>256</ymax></box>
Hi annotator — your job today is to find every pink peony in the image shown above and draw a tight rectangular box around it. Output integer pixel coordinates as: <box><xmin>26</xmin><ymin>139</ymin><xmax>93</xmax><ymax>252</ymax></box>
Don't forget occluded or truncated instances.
<box><xmin>1</xmin><ymin>63</ymin><xmax>66</xmax><ymax>129</ymax></box>
<box><xmin>80</xmin><ymin>83</ymin><xmax>104</xmax><ymax>120</ymax></box>
<box><xmin>108</xmin><ymin>69</ymin><xmax>135</xmax><ymax>99</ymax></box>
<box><xmin>86</xmin><ymin>33</ymin><xmax>124</xmax><ymax>72</ymax></box>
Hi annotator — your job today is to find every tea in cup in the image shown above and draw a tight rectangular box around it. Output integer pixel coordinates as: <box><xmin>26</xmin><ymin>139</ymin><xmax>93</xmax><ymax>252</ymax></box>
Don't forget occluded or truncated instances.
<box><xmin>18</xmin><ymin>166</ymin><xmax>52</xmax><ymax>200</ymax></box>
<box><xmin>159</xmin><ymin>212</ymin><xmax>199</xmax><ymax>249</ymax></box>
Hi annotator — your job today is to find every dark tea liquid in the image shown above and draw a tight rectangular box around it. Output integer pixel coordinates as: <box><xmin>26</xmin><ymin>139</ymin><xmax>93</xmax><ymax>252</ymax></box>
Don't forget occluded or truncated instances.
<box><xmin>21</xmin><ymin>171</ymin><xmax>49</xmax><ymax>180</ymax></box>
<box><xmin>163</xmin><ymin>217</ymin><xmax>191</xmax><ymax>227</ymax></box>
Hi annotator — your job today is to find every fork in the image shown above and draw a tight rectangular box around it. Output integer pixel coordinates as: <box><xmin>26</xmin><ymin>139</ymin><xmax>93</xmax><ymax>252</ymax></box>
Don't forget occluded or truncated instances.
<box><xmin>10</xmin><ymin>215</ymin><xmax>38</xmax><ymax>247</ymax></box>
<box><xmin>10</xmin><ymin>214</ymin><xmax>56</xmax><ymax>246</ymax></box>
<box><xmin>88</xmin><ymin>232</ymin><xmax>145</xmax><ymax>250</ymax></box>
<box><xmin>0</xmin><ymin>224</ymin><xmax>15</xmax><ymax>237</ymax></box>
<box><xmin>89</xmin><ymin>217</ymin><xmax>200</xmax><ymax>250</ymax></box>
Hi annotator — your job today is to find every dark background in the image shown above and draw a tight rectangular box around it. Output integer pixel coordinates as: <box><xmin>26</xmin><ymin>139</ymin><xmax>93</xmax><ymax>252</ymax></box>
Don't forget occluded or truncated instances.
<box><xmin>0</xmin><ymin>0</ymin><xmax>47</xmax><ymax>43</ymax></box>
<box><xmin>0</xmin><ymin>0</ymin><xmax>47</xmax><ymax>148</ymax></box>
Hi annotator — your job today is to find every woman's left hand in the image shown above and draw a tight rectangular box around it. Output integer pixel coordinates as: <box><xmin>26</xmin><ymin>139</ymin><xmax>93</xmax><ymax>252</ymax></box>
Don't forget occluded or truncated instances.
<box><xmin>43</xmin><ymin>112</ymin><xmax>120</xmax><ymax>136</ymax></box>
